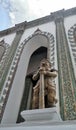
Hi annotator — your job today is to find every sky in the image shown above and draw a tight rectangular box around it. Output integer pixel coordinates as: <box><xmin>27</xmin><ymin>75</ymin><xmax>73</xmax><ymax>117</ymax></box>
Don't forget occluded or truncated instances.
<box><xmin>0</xmin><ymin>0</ymin><xmax>76</xmax><ymax>31</ymax></box>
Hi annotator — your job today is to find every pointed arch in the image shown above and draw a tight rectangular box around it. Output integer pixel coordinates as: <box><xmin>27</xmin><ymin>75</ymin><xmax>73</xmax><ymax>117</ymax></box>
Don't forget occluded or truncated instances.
<box><xmin>0</xmin><ymin>30</ymin><xmax>55</xmax><ymax>123</ymax></box>
<box><xmin>17</xmin><ymin>46</ymin><xmax>47</xmax><ymax>123</ymax></box>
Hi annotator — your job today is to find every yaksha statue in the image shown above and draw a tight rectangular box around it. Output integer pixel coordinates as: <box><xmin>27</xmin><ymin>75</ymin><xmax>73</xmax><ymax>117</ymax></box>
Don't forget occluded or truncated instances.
<box><xmin>32</xmin><ymin>59</ymin><xmax>58</xmax><ymax>109</ymax></box>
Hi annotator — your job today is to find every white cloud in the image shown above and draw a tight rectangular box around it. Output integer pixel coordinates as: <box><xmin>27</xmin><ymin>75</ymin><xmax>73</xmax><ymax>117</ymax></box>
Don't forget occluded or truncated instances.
<box><xmin>9</xmin><ymin>12</ymin><xmax>15</xmax><ymax>24</ymax></box>
<box><xmin>1</xmin><ymin>0</ymin><xmax>76</xmax><ymax>27</ymax></box>
<box><xmin>0</xmin><ymin>0</ymin><xmax>33</xmax><ymax>25</ymax></box>
<box><xmin>8</xmin><ymin>0</ymin><xmax>38</xmax><ymax>26</ymax></box>
<box><xmin>28</xmin><ymin>0</ymin><xmax>76</xmax><ymax>17</ymax></box>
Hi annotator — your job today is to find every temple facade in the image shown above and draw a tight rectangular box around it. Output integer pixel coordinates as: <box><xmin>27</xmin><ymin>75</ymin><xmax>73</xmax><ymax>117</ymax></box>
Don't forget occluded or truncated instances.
<box><xmin>0</xmin><ymin>7</ymin><xmax>76</xmax><ymax>130</ymax></box>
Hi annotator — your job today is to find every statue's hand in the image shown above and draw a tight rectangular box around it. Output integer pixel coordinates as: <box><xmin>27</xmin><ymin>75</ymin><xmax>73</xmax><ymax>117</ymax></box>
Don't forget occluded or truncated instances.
<box><xmin>39</xmin><ymin>69</ymin><xmax>47</xmax><ymax>75</ymax></box>
<box><xmin>42</xmin><ymin>70</ymin><xmax>47</xmax><ymax>75</ymax></box>
<box><xmin>39</xmin><ymin>67</ymin><xmax>45</xmax><ymax>72</ymax></box>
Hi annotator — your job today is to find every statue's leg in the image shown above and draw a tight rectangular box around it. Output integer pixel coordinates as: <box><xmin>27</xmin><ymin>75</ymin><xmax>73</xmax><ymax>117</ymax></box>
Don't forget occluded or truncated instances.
<box><xmin>47</xmin><ymin>85</ymin><xmax>56</xmax><ymax>107</ymax></box>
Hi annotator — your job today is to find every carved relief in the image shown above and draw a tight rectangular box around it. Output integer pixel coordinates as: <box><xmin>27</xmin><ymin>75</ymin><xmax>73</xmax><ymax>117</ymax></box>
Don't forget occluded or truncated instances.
<box><xmin>0</xmin><ymin>39</ymin><xmax>6</xmax><ymax>61</ymax></box>
<box><xmin>0</xmin><ymin>39</ymin><xmax>10</xmax><ymax>80</ymax></box>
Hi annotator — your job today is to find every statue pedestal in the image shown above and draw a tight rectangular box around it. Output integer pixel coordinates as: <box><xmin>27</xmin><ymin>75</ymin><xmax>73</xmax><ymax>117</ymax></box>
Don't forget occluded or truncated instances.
<box><xmin>21</xmin><ymin>107</ymin><xmax>62</xmax><ymax>123</ymax></box>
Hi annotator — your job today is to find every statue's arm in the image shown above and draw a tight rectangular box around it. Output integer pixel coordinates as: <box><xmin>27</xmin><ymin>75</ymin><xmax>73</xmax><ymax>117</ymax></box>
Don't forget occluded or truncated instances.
<box><xmin>43</xmin><ymin>71</ymin><xmax>57</xmax><ymax>77</ymax></box>
<box><xmin>32</xmin><ymin>70</ymin><xmax>39</xmax><ymax>80</ymax></box>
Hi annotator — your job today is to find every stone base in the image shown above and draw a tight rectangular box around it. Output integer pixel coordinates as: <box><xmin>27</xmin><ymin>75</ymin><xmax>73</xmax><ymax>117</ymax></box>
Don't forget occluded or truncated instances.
<box><xmin>21</xmin><ymin>108</ymin><xmax>62</xmax><ymax>122</ymax></box>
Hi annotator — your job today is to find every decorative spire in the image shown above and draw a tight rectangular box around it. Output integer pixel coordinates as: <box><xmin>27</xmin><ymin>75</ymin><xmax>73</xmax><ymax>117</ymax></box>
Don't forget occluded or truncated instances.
<box><xmin>34</xmin><ymin>28</ymin><xmax>42</xmax><ymax>34</ymax></box>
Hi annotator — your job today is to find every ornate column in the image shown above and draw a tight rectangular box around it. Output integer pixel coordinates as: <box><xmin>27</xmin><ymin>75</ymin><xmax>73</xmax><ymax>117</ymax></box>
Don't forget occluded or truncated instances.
<box><xmin>55</xmin><ymin>17</ymin><xmax>76</xmax><ymax>120</ymax></box>
<box><xmin>0</xmin><ymin>23</ymin><xmax>26</xmax><ymax>123</ymax></box>
<box><xmin>0</xmin><ymin>24</ymin><xmax>26</xmax><ymax>91</ymax></box>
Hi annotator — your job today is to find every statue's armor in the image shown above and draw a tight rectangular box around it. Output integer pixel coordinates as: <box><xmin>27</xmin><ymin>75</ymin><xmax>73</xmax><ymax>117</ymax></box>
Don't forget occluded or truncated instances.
<box><xmin>32</xmin><ymin>59</ymin><xmax>58</xmax><ymax>109</ymax></box>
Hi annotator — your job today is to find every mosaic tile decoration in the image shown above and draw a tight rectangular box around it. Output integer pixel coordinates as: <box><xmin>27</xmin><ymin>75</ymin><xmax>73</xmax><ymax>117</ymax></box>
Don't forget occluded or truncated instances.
<box><xmin>56</xmin><ymin>18</ymin><xmax>76</xmax><ymax>120</ymax></box>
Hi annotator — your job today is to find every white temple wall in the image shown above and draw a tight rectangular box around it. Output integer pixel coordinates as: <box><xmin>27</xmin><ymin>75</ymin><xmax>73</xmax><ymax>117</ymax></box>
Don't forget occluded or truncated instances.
<box><xmin>0</xmin><ymin>33</ymin><xmax>16</xmax><ymax>45</ymax></box>
<box><xmin>1</xmin><ymin>20</ymin><xmax>61</xmax><ymax>124</ymax></box>
<box><xmin>19</xmin><ymin>22</ymin><xmax>56</xmax><ymax>44</ymax></box>
<box><xmin>64</xmin><ymin>15</ymin><xmax>76</xmax><ymax>33</ymax></box>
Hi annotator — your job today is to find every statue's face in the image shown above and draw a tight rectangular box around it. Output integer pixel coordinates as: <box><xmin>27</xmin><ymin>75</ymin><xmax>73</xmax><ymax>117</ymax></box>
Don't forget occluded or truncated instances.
<box><xmin>41</xmin><ymin>60</ymin><xmax>51</xmax><ymax>70</ymax></box>
<box><xmin>41</xmin><ymin>62</ymin><xmax>46</xmax><ymax>67</ymax></box>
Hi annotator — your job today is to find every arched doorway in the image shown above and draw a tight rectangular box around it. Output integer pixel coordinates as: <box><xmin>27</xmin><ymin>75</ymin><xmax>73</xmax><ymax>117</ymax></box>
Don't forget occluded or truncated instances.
<box><xmin>17</xmin><ymin>47</ymin><xmax>47</xmax><ymax>123</ymax></box>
